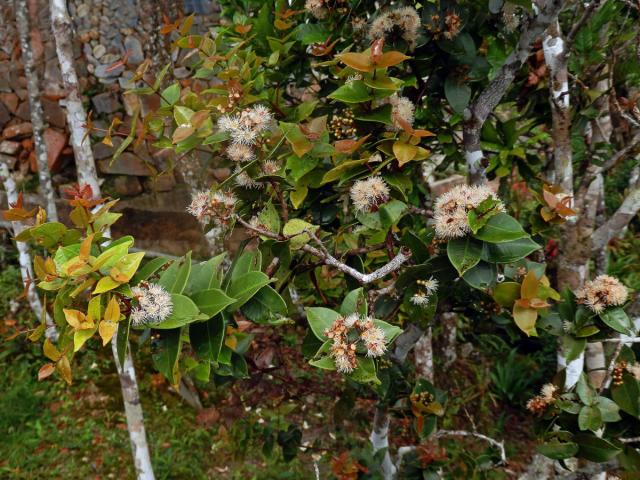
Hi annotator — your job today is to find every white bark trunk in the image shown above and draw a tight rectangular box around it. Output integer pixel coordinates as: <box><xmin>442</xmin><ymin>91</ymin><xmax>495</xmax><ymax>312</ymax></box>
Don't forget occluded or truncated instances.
<box><xmin>414</xmin><ymin>328</ymin><xmax>434</xmax><ymax>382</ymax></box>
<box><xmin>50</xmin><ymin>0</ymin><xmax>100</xmax><ymax>195</ymax></box>
<box><xmin>15</xmin><ymin>0</ymin><xmax>58</xmax><ymax>222</ymax></box>
<box><xmin>370</xmin><ymin>406</ymin><xmax>396</xmax><ymax>480</ymax></box>
<box><xmin>111</xmin><ymin>340</ymin><xmax>155</xmax><ymax>480</ymax></box>
<box><xmin>0</xmin><ymin>162</ymin><xmax>57</xmax><ymax>340</ymax></box>
<box><xmin>49</xmin><ymin>2</ymin><xmax>154</xmax><ymax>476</ymax></box>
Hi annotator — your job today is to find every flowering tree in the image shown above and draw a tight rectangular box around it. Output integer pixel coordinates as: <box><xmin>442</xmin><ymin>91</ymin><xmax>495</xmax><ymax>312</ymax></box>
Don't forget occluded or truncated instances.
<box><xmin>5</xmin><ymin>0</ymin><xmax>640</xmax><ymax>478</ymax></box>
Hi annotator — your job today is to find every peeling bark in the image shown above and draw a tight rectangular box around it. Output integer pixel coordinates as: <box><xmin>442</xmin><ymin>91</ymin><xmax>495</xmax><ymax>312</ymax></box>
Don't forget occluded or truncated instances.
<box><xmin>463</xmin><ymin>0</ymin><xmax>566</xmax><ymax>184</ymax></box>
<box><xmin>15</xmin><ymin>0</ymin><xmax>58</xmax><ymax>222</ymax></box>
<box><xmin>50</xmin><ymin>0</ymin><xmax>100</xmax><ymax>195</ymax></box>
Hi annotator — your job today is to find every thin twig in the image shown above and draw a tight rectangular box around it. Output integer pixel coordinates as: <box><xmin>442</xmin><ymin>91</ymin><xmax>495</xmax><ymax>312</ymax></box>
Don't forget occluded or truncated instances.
<box><xmin>599</xmin><ymin>340</ymin><xmax>624</xmax><ymax>394</ymax></box>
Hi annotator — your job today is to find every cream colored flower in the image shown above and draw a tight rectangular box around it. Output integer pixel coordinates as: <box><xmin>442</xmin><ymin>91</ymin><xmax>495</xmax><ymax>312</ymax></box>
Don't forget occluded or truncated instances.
<box><xmin>350</xmin><ymin>176</ymin><xmax>390</xmax><ymax>213</ymax></box>
<box><xmin>131</xmin><ymin>283</ymin><xmax>173</xmax><ymax>326</ymax></box>
<box><xmin>575</xmin><ymin>275</ymin><xmax>629</xmax><ymax>313</ymax></box>
<box><xmin>433</xmin><ymin>184</ymin><xmax>504</xmax><ymax>239</ymax></box>
<box><xmin>368</xmin><ymin>6</ymin><xmax>421</xmax><ymax>50</ymax></box>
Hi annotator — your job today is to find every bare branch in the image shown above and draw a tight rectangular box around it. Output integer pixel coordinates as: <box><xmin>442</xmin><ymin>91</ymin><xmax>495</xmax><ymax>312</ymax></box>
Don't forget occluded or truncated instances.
<box><xmin>580</xmin><ymin>133</ymin><xmax>640</xmax><ymax>191</ymax></box>
<box><xmin>592</xmin><ymin>185</ymin><xmax>640</xmax><ymax>250</ymax></box>
<box><xmin>434</xmin><ymin>430</ymin><xmax>507</xmax><ymax>465</ymax></box>
<box><xmin>463</xmin><ymin>0</ymin><xmax>566</xmax><ymax>184</ymax></box>
<box><xmin>235</xmin><ymin>216</ymin><xmax>411</xmax><ymax>285</ymax></box>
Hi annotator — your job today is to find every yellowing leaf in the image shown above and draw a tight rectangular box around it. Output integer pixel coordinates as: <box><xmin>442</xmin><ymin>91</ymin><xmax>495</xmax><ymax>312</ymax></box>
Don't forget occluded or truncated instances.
<box><xmin>513</xmin><ymin>304</ymin><xmax>538</xmax><ymax>336</ymax></box>
<box><xmin>109</xmin><ymin>252</ymin><xmax>145</xmax><ymax>283</ymax></box>
<box><xmin>274</xmin><ymin>18</ymin><xmax>293</xmax><ymax>30</ymax></box>
<box><xmin>43</xmin><ymin>338</ymin><xmax>61</xmax><ymax>362</ymax></box>
<box><xmin>63</xmin><ymin>309</ymin><xmax>86</xmax><ymax>329</ymax></box>
<box><xmin>521</xmin><ymin>270</ymin><xmax>539</xmax><ymax>300</ymax></box>
<box><xmin>392</xmin><ymin>141</ymin><xmax>418</xmax><ymax>166</ymax></box>
<box><xmin>374</xmin><ymin>51</ymin><xmax>410</xmax><ymax>68</ymax></box>
<box><xmin>336</xmin><ymin>52</ymin><xmax>373</xmax><ymax>72</ymax></box>
<box><xmin>104</xmin><ymin>296</ymin><xmax>121</xmax><ymax>323</ymax></box>
<box><xmin>79</xmin><ymin>234</ymin><xmax>95</xmax><ymax>261</ymax></box>
<box><xmin>172</xmin><ymin>125</ymin><xmax>195</xmax><ymax>144</ymax></box>
<box><xmin>94</xmin><ymin>275</ymin><xmax>121</xmax><ymax>294</ymax></box>
<box><xmin>98</xmin><ymin>321</ymin><xmax>118</xmax><ymax>346</ymax></box>
<box><xmin>334</xmin><ymin>134</ymin><xmax>370</xmax><ymax>154</ymax></box>
<box><xmin>290</xmin><ymin>186</ymin><xmax>308</xmax><ymax>209</ymax></box>
<box><xmin>57</xmin><ymin>355</ymin><xmax>72</xmax><ymax>385</ymax></box>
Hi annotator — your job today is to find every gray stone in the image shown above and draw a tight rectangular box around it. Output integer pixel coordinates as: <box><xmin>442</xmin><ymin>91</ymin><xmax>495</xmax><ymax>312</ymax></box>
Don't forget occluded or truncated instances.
<box><xmin>91</xmin><ymin>92</ymin><xmax>121</xmax><ymax>114</ymax></box>
<box><xmin>93</xmin><ymin>137</ymin><xmax>123</xmax><ymax>160</ymax></box>
<box><xmin>42</xmin><ymin>98</ymin><xmax>66</xmax><ymax>128</ymax></box>
<box><xmin>144</xmin><ymin>173</ymin><xmax>176</xmax><ymax>192</ymax></box>
<box><xmin>98</xmin><ymin>152</ymin><xmax>154</xmax><ymax>176</ymax></box>
<box><xmin>0</xmin><ymin>153</ymin><xmax>16</xmax><ymax>169</ymax></box>
<box><xmin>124</xmin><ymin>36</ymin><xmax>144</xmax><ymax>64</ymax></box>
<box><xmin>173</xmin><ymin>67</ymin><xmax>191</xmax><ymax>79</ymax></box>
<box><xmin>95</xmin><ymin>63</ymin><xmax>124</xmax><ymax>78</ymax></box>
<box><xmin>76</xmin><ymin>4</ymin><xmax>89</xmax><ymax>17</ymax></box>
<box><xmin>0</xmin><ymin>102</ymin><xmax>10</xmax><ymax>129</ymax></box>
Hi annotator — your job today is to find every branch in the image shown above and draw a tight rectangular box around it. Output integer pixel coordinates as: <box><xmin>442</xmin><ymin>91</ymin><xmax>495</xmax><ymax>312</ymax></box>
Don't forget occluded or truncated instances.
<box><xmin>463</xmin><ymin>0</ymin><xmax>566</xmax><ymax>184</ymax></box>
<box><xmin>434</xmin><ymin>430</ymin><xmax>507</xmax><ymax>465</ymax></box>
<box><xmin>580</xmin><ymin>132</ymin><xmax>640</xmax><ymax>191</ymax></box>
<box><xmin>235</xmin><ymin>216</ymin><xmax>411</xmax><ymax>285</ymax></box>
<box><xmin>591</xmin><ymin>185</ymin><xmax>640</xmax><ymax>251</ymax></box>
<box><xmin>566</xmin><ymin>0</ymin><xmax>601</xmax><ymax>43</ymax></box>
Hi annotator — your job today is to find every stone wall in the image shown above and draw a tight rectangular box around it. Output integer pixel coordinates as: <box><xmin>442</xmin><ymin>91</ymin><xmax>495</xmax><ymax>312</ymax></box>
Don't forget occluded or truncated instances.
<box><xmin>0</xmin><ymin>0</ymin><xmax>221</xmax><ymax>257</ymax></box>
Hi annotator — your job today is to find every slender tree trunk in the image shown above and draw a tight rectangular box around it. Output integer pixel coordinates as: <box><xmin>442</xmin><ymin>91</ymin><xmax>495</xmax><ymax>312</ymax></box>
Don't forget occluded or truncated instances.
<box><xmin>50</xmin><ymin>0</ymin><xmax>99</xmax><ymax>195</ymax></box>
<box><xmin>370</xmin><ymin>405</ymin><xmax>396</xmax><ymax>480</ymax></box>
<box><xmin>414</xmin><ymin>327</ymin><xmax>434</xmax><ymax>382</ymax></box>
<box><xmin>14</xmin><ymin>0</ymin><xmax>58</xmax><ymax>222</ymax></box>
<box><xmin>0</xmin><ymin>162</ymin><xmax>57</xmax><ymax>339</ymax></box>
<box><xmin>50</xmin><ymin>2</ymin><xmax>155</xmax><ymax>478</ymax></box>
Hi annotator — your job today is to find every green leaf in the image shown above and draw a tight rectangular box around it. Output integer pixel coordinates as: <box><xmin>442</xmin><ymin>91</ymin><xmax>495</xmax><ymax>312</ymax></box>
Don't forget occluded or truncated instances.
<box><xmin>158</xmin><ymin>252</ymin><xmax>192</xmax><ymax>294</ymax></box>
<box><xmin>283</xmin><ymin>219</ymin><xmax>319</xmax><ymax>250</ymax></box>
<box><xmin>576</xmin><ymin>374</ymin><xmax>596</xmax><ymax>405</ymax></box>
<box><xmin>597</xmin><ymin>396</ymin><xmax>621</xmax><ymax>423</ymax></box>
<box><xmin>355</xmin><ymin>104</ymin><xmax>393</xmax><ymax>126</ymax></box>
<box><xmin>258</xmin><ymin>203</ymin><xmax>281</xmax><ymax>235</ymax></box>
<box><xmin>116</xmin><ymin>318</ymin><xmax>130</xmax><ymax>367</ymax></box>
<box><xmin>462</xmin><ymin>261</ymin><xmax>496</xmax><ymax>290</ymax></box>
<box><xmin>153</xmin><ymin>294</ymin><xmax>207</xmax><ymax>329</ymax></box>
<box><xmin>563</xmin><ymin>336</ymin><xmax>587</xmax><ymax>363</ymax></box>
<box><xmin>444</xmin><ymin>76</ymin><xmax>471</xmax><ymax>114</ymax></box>
<box><xmin>578</xmin><ymin>405</ymin><xmax>602</xmax><ymax>431</ymax></box>
<box><xmin>611</xmin><ymin>373</ymin><xmax>640</xmax><ymax>417</ymax></box>
<box><xmin>73</xmin><ymin>327</ymin><xmax>96</xmax><ymax>352</ymax></box>
<box><xmin>473</xmin><ymin>213</ymin><xmax>529</xmax><ymax>243</ymax></box>
<box><xmin>130</xmin><ymin>257</ymin><xmax>169</xmax><ymax>285</ymax></box>
<box><xmin>152</xmin><ymin>328</ymin><xmax>182</xmax><ymax>385</ymax></box>
<box><xmin>241</xmin><ymin>286</ymin><xmax>287</xmax><ymax>323</ymax></box>
<box><xmin>574</xmin><ymin>434</ymin><xmax>621</xmax><ymax>462</ymax></box>
<box><xmin>482</xmin><ymin>237</ymin><xmax>541</xmax><ymax>263</ymax></box>
<box><xmin>379</xmin><ymin>200</ymin><xmax>407</xmax><ymax>229</ymax></box>
<box><xmin>189</xmin><ymin>316</ymin><xmax>225</xmax><ymax>362</ymax></box>
<box><xmin>348</xmin><ymin>357</ymin><xmax>379</xmax><ymax>384</ymax></box>
<box><xmin>226</xmin><ymin>271</ymin><xmax>271</xmax><ymax>311</ymax></box>
<box><xmin>374</xmin><ymin>320</ymin><xmax>402</xmax><ymax>343</ymax></box>
<box><xmin>340</xmin><ymin>288</ymin><xmax>367</xmax><ymax>316</ymax></box>
<box><xmin>447</xmin><ymin>237</ymin><xmax>483</xmax><ymax>275</ymax></box>
<box><xmin>306</xmin><ymin>307</ymin><xmax>341</xmax><ymax>341</ymax></box>
<box><xmin>191</xmin><ymin>288</ymin><xmax>236</xmax><ymax>317</ymax></box>
<box><xmin>309</xmin><ymin>356</ymin><xmax>336</xmax><ymax>370</ymax></box>
<box><xmin>161</xmin><ymin>82</ymin><xmax>180</xmax><ymax>106</ymax></box>
<box><xmin>493</xmin><ymin>282</ymin><xmax>521</xmax><ymax>307</ymax></box>
<box><xmin>537</xmin><ymin>440</ymin><xmax>579</xmax><ymax>460</ymax></box>
<box><xmin>513</xmin><ymin>304</ymin><xmax>538</xmax><ymax>336</ymax></box>
<box><xmin>328</xmin><ymin>80</ymin><xmax>371</xmax><ymax>103</ymax></box>
<box><xmin>599</xmin><ymin>307</ymin><xmax>633</xmax><ymax>335</ymax></box>
<box><xmin>186</xmin><ymin>253</ymin><xmax>226</xmax><ymax>294</ymax></box>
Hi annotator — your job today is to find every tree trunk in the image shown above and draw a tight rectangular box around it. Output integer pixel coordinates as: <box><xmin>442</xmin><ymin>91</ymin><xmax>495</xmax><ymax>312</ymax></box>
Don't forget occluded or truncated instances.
<box><xmin>370</xmin><ymin>405</ymin><xmax>396</xmax><ymax>480</ymax></box>
<box><xmin>14</xmin><ymin>0</ymin><xmax>58</xmax><ymax>223</ymax></box>
<box><xmin>0</xmin><ymin>161</ymin><xmax>57</xmax><ymax>340</ymax></box>
<box><xmin>414</xmin><ymin>327</ymin><xmax>434</xmax><ymax>382</ymax></box>
<box><xmin>50</xmin><ymin>2</ymin><xmax>155</xmax><ymax>477</ymax></box>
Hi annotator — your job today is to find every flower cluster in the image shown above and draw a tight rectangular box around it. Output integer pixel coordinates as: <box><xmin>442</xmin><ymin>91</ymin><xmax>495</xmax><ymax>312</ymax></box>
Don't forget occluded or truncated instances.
<box><xmin>305</xmin><ymin>0</ymin><xmax>327</xmax><ymax>19</ymax></box>
<box><xmin>410</xmin><ymin>277</ymin><xmax>439</xmax><ymax>307</ymax></box>
<box><xmin>187</xmin><ymin>189</ymin><xmax>236</xmax><ymax>227</ymax></box>
<box><xmin>324</xmin><ymin>314</ymin><xmax>388</xmax><ymax>373</ymax></box>
<box><xmin>218</xmin><ymin>104</ymin><xmax>274</xmax><ymax>154</ymax></box>
<box><xmin>387</xmin><ymin>94</ymin><xmax>415</xmax><ymax>131</ymax></box>
<box><xmin>433</xmin><ymin>184</ymin><xmax>504</xmax><ymax>239</ymax></box>
<box><xmin>368</xmin><ymin>7</ymin><xmax>421</xmax><ymax>50</ymax></box>
<box><xmin>130</xmin><ymin>283</ymin><xmax>173</xmax><ymax>327</ymax></box>
<box><xmin>350</xmin><ymin>176</ymin><xmax>390</xmax><ymax>213</ymax></box>
<box><xmin>613</xmin><ymin>361</ymin><xmax>640</xmax><ymax>385</ymax></box>
<box><xmin>575</xmin><ymin>275</ymin><xmax>628</xmax><ymax>314</ymax></box>
<box><xmin>329</xmin><ymin>109</ymin><xmax>356</xmax><ymax>139</ymax></box>
<box><xmin>526</xmin><ymin>383</ymin><xmax>557</xmax><ymax>414</ymax></box>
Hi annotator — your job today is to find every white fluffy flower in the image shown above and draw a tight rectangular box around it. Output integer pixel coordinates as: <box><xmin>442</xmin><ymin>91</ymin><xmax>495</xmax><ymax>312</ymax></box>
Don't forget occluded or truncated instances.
<box><xmin>411</xmin><ymin>291</ymin><xmax>430</xmax><ymax>307</ymax></box>
<box><xmin>360</xmin><ymin>326</ymin><xmax>387</xmax><ymax>357</ymax></box>
<box><xmin>575</xmin><ymin>275</ymin><xmax>629</xmax><ymax>314</ymax></box>
<box><xmin>130</xmin><ymin>283</ymin><xmax>173</xmax><ymax>327</ymax></box>
<box><xmin>186</xmin><ymin>190</ymin><xmax>211</xmax><ymax>220</ymax></box>
<box><xmin>226</xmin><ymin>143</ymin><xmax>255</xmax><ymax>162</ymax></box>
<box><xmin>433</xmin><ymin>184</ymin><xmax>504</xmax><ymax>239</ymax></box>
<box><xmin>350</xmin><ymin>176</ymin><xmax>390</xmax><ymax>213</ymax></box>
<box><xmin>368</xmin><ymin>6</ymin><xmax>421</xmax><ymax>50</ymax></box>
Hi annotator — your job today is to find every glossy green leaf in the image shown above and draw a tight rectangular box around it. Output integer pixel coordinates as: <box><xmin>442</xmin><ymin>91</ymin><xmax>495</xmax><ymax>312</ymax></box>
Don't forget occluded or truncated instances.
<box><xmin>447</xmin><ymin>237</ymin><xmax>483</xmax><ymax>275</ymax></box>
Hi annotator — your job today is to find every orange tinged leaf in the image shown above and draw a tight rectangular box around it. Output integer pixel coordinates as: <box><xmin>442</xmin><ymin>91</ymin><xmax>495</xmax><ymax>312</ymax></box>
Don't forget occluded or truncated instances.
<box><xmin>98</xmin><ymin>321</ymin><xmax>118</xmax><ymax>346</ymax></box>
<box><xmin>234</xmin><ymin>24</ymin><xmax>253</xmax><ymax>34</ymax></box>
<box><xmin>104</xmin><ymin>296</ymin><xmax>121</xmax><ymax>323</ymax></box>
<box><xmin>274</xmin><ymin>19</ymin><xmax>293</xmax><ymax>30</ymax></box>
<box><xmin>172</xmin><ymin>125</ymin><xmax>195</xmax><ymax>144</ymax></box>
<box><xmin>57</xmin><ymin>355</ymin><xmax>72</xmax><ymax>385</ymax></box>
<box><xmin>521</xmin><ymin>271</ymin><xmax>539</xmax><ymax>300</ymax></box>
<box><xmin>79</xmin><ymin>233</ymin><xmax>94</xmax><ymax>261</ymax></box>
<box><xmin>374</xmin><ymin>51</ymin><xmax>410</xmax><ymax>68</ymax></box>
<box><xmin>43</xmin><ymin>338</ymin><xmax>61</xmax><ymax>362</ymax></box>
<box><xmin>38</xmin><ymin>363</ymin><xmax>56</xmax><ymax>381</ymax></box>
<box><xmin>336</xmin><ymin>52</ymin><xmax>373</xmax><ymax>72</ymax></box>
<box><xmin>335</xmin><ymin>134</ymin><xmax>370</xmax><ymax>154</ymax></box>
<box><xmin>392</xmin><ymin>141</ymin><xmax>418</xmax><ymax>166</ymax></box>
